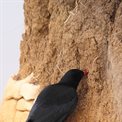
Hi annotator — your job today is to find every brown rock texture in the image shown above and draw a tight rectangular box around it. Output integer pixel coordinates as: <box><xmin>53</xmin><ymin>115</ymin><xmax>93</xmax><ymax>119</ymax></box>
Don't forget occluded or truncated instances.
<box><xmin>0</xmin><ymin>0</ymin><xmax>122</xmax><ymax>122</ymax></box>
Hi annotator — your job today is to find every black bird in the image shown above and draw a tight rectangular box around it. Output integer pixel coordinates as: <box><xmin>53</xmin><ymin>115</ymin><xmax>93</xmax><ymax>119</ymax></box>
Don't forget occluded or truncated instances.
<box><xmin>26</xmin><ymin>69</ymin><xmax>88</xmax><ymax>122</ymax></box>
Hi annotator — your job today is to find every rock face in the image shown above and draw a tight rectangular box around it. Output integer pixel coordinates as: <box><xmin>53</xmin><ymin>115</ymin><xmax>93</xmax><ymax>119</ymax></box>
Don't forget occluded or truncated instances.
<box><xmin>0</xmin><ymin>73</ymin><xmax>41</xmax><ymax>122</ymax></box>
<box><xmin>0</xmin><ymin>0</ymin><xmax>122</xmax><ymax>122</ymax></box>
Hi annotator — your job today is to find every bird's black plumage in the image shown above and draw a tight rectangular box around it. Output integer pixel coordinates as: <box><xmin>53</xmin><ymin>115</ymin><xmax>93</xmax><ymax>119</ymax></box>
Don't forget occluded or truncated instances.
<box><xmin>26</xmin><ymin>69</ymin><xmax>85</xmax><ymax>122</ymax></box>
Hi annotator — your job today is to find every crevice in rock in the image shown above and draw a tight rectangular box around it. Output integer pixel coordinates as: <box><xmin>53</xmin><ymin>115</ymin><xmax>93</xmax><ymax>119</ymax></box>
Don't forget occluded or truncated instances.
<box><xmin>109</xmin><ymin>0</ymin><xmax>121</xmax><ymax>22</ymax></box>
<box><xmin>76</xmin><ymin>46</ymin><xmax>81</xmax><ymax>69</ymax></box>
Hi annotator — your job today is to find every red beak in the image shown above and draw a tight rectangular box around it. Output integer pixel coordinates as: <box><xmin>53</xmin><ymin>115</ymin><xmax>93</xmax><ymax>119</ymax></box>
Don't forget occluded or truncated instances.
<box><xmin>83</xmin><ymin>69</ymin><xmax>89</xmax><ymax>76</ymax></box>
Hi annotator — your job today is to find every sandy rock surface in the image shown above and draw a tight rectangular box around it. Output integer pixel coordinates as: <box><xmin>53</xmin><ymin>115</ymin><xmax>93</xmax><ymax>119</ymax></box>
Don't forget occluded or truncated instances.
<box><xmin>16</xmin><ymin>99</ymin><xmax>34</xmax><ymax>111</ymax></box>
<box><xmin>0</xmin><ymin>0</ymin><xmax>122</xmax><ymax>122</ymax></box>
<box><xmin>20</xmin><ymin>82</ymin><xmax>40</xmax><ymax>100</ymax></box>
<box><xmin>0</xmin><ymin>74</ymin><xmax>43</xmax><ymax>122</ymax></box>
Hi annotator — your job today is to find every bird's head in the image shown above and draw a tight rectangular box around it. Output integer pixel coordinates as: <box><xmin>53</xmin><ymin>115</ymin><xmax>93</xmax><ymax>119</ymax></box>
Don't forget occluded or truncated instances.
<box><xmin>59</xmin><ymin>69</ymin><xmax>88</xmax><ymax>89</ymax></box>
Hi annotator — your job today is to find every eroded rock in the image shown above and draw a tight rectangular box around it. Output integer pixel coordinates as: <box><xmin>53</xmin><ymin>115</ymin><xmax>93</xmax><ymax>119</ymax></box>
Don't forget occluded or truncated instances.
<box><xmin>0</xmin><ymin>0</ymin><xmax>122</xmax><ymax>122</ymax></box>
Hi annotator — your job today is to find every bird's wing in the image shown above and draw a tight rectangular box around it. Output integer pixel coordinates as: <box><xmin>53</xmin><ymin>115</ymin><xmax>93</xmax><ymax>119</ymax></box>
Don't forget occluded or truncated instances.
<box><xmin>26</xmin><ymin>85</ymin><xmax>77</xmax><ymax>122</ymax></box>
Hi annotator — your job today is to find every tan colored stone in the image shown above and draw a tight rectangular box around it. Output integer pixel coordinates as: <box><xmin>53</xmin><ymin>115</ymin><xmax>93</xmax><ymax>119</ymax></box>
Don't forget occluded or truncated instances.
<box><xmin>4</xmin><ymin>73</ymin><xmax>35</xmax><ymax>100</ymax></box>
<box><xmin>16</xmin><ymin>98</ymin><xmax>34</xmax><ymax>111</ymax></box>
<box><xmin>20</xmin><ymin>82</ymin><xmax>40</xmax><ymax>100</ymax></box>
<box><xmin>0</xmin><ymin>99</ymin><xmax>17</xmax><ymax>122</ymax></box>
<box><xmin>14</xmin><ymin>111</ymin><xmax>29</xmax><ymax>122</ymax></box>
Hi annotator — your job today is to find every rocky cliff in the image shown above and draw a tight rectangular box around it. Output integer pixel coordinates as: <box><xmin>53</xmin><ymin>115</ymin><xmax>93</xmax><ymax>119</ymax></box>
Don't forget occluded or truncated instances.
<box><xmin>0</xmin><ymin>0</ymin><xmax>122</xmax><ymax>122</ymax></box>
